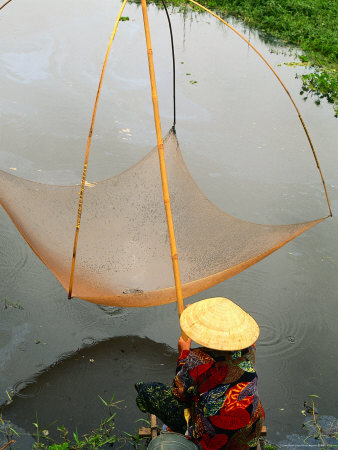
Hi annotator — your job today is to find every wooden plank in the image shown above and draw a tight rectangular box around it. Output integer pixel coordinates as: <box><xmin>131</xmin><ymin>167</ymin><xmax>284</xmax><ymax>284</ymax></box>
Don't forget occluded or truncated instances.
<box><xmin>138</xmin><ymin>427</ymin><xmax>151</xmax><ymax>437</ymax></box>
<box><xmin>138</xmin><ymin>415</ymin><xmax>160</xmax><ymax>439</ymax></box>
<box><xmin>151</xmin><ymin>414</ymin><xmax>158</xmax><ymax>439</ymax></box>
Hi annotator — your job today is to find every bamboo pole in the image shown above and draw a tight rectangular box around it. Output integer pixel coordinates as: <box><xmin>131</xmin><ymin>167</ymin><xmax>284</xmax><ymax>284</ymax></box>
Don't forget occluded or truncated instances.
<box><xmin>0</xmin><ymin>440</ymin><xmax>15</xmax><ymax>450</ymax></box>
<box><xmin>0</xmin><ymin>0</ymin><xmax>13</xmax><ymax>11</ymax></box>
<box><xmin>188</xmin><ymin>0</ymin><xmax>332</xmax><ymax>218</ymax></box>
<box><xmin>68</xmin><ymin>0</ymin><xmax>128</xmax><ymax>298</ymax></box>
<box><xmin>140</xmin><ymin>0</ymin><xmax>188</xmax><ymax>338</ymax></box>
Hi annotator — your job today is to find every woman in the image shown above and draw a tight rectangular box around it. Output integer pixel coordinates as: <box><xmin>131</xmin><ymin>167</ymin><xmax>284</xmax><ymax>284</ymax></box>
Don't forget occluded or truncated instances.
<box><xmin>135</xmin><ymin>297</ymin><xmax>265</xmax><ymax>449</ymax></box>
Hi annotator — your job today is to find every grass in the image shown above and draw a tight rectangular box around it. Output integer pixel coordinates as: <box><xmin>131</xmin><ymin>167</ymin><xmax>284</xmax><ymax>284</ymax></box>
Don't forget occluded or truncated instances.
<box><xmin>166</xmin><ymin>0</ymin><xmax>338</xmax><ymax>116</ymax></box>
<box><xmin>198</xmin><ymin>0</ymin><xmax>337</xmax><ymax>63</ymax></box>
<box><xmin>1</xmin><ymin>297</ymin><xmax>23</xmax><ymax>310</ymax></box>
<box><xmin>0</xmin><ymin>394</ymin><xmax>150</xmax><ymax>449</ymax></box>
<box><xmin>259</xmin><ymin>395</ymin><xmax>338</xmax><ymax>449</ymax></box>
<box><xmin>260</xmin><ymin>443</ymin><xmax>278</xmax><ymax>450</ymax></box>
<box><xmin>2</xmin><ymin>0</ymin><xmax>336</xmax><ymax>113</ymax></box>
<box><xmin>2</xmin><ymin>393</ymin><xmax>337</xmax><ymax>449</ymax></box>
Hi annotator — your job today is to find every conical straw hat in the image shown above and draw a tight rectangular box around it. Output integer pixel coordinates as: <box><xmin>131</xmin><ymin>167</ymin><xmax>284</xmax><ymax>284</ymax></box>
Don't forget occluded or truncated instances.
<box><xmin>180</xmin><ymin>297</ymin><xmax>260</xmax><ymax>351</ymax></box>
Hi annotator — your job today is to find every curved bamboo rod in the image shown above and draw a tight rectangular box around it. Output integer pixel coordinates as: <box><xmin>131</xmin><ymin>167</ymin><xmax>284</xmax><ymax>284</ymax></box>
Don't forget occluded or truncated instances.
<box><xmin>141</xmin><ymin>0</ymin><xmax>188</xmax><ymax>339</ymax></box>
<box><xmin>188</xmin><ymin>0</ymin><xmax>332</xmax><ymax>218</ymax></box>
<box><xmin>0</xmin><ymin>0</ymin><xmax>13</xmax><ymax>11</ymax></box>
<box><xmin>68</xmin><ymin>0</ymin><xmax>128</xmax><ymax>298</ymax></box>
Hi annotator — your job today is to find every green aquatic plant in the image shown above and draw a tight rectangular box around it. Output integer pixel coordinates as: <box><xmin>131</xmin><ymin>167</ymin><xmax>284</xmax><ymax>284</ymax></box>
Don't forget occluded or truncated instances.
<box><xmin>165</xmin><ymin>0</ymin><xmax>338</xmax><ymax>115</ymax></box>
<box><xmin>261</xmin><ymin>443</ymin><xmax>278</xmax><ymax>450</ymax></box>
<box><xmin>0</xmin><ymin>410</ymin><xmax>19</xmax><ymax>450</ymax></box>
<box><xmin>180</xmin><ymin>0</ymin><xmax>338</xmax><ymax>64</ymax></box>
<box><xmin>303</xmin><ymin>394</ymin><xmax>326</xmax><ymax>447</ymax></box>
<box><xmin>1</xmin><ymin>297</ymin><xmax>23</xmax><ymax>310</ymax></box>
<box><xmin>0</xmin><ymin>394</ymin><xmax>150</xmax><ymax>449</ymax></box>
<box><xmin>31</xmin><ymin>409</ymin><xmax>118</xmax><ymax>449</ymax></box>
<box><xmin>299</xmin><ymin>71</ymin><xmax>338</xmax><ymax>117</ymax></box>
<box><xmin>124</xmin><ymin>418</ymin><xmax>151</xmax><ymax>449</ymax></box>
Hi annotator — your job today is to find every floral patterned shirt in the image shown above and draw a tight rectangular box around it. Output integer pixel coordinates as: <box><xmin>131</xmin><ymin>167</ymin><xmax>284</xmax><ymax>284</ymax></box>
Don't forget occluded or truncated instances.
<box><xmin>173</xmin><ymin>346</ymin><xmax>265</xmax><ymax>449</ymax></box>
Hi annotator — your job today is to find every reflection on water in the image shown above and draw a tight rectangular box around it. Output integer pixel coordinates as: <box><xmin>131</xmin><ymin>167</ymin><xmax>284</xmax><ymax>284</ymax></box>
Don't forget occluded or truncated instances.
<box><xmin>3</xmin><ymin>337</ymin><xmax>177</xmax><ymax>445</ymax></box>
<box><xmin>98</xmin><ymin>305</ymin><xmax>128</xmax><ymax>318</ymax></box>
<box><xmin>0</xmin><ymin>0</ymin><xmax>337</xmax><ymax>443</ymax></box>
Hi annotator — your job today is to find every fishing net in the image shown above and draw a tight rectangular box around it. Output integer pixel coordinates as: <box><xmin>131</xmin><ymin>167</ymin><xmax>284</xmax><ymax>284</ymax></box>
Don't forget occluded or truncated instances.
<box><xmin>0</xmin><ymin>0</ymin><xmax>330</xmax><ymax>309</ymax></box>
<box><xmin>0</xmin><ymin>130</ymin><xmax>324</xmax><ymax>306</ymax></box>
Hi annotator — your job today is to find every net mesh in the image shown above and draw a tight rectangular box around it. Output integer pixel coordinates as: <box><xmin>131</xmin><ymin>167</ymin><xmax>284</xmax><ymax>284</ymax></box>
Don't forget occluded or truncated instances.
<box><xmin>0</xmin><ymin>130</ymin><xmax>324</xmax><ymax>306</ymax></box>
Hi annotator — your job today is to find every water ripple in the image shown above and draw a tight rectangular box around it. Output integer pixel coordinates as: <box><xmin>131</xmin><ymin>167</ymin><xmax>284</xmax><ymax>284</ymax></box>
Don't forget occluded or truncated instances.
<box><xmin>12</xmin><ymin>379</ymin><xmax>42</xmax><ymax>398</ymax></box>
<box><xmin>253</xmin><ymin>301</ymin><xmax>308</xmax><ymax>359</ymax></box>
<box><xmin>0</xmin><ymin>229</ymin><xmax>32</xmax><ymax>286</ymax></box>
<box><xmin>97</xmin><ymin>305</ymin><xmax>127</xmax><ymax>318</ymax></box>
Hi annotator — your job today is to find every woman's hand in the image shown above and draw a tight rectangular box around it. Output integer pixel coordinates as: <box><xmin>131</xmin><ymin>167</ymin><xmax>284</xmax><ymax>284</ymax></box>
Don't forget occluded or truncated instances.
<box><xmin>178</xmin><ymin>336</ymin><xmax>191</xmax><ymax>353</ymax></box>
<box><xmin>178</xmin><ymin>304</ymin><xmax>192</xmax><ymax>353</ymax></box>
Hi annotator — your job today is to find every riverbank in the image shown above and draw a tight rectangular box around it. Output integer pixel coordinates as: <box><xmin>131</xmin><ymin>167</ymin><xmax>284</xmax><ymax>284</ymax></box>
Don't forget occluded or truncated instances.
<box><xmin>167</xmin><ymin>0</ymin><xmax>337</xmax><ymax>116</ymax></box>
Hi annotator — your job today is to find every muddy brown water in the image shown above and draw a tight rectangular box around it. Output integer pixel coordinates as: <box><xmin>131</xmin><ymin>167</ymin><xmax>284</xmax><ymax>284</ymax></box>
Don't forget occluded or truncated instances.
<box><xmin>0</xmin><ymin>0</ymin><xmax>337</xmax><ymax>446</ymax></box>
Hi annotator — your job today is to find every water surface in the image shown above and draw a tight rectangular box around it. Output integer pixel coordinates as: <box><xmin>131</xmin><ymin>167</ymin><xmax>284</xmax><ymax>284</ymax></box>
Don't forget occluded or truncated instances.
<box><xmin>0</xmin><ymin>0</ymin><xmax>337</xmax><ymax>445</ymax></box>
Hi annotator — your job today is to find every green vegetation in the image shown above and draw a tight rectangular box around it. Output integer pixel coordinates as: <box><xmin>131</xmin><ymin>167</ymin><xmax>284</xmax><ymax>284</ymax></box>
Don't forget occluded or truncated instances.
<box><xmin>0</xmin><ymin>395</ymin><xmax>150</xmax><ymax>449</ymax></box>
<box><xmin>261</xmin><ymin>443</ymin><xmax>278</xmax><ymax>450</ymax></box>
<box><xmin>299</xmin><ymin>70</ymin><xmax>337</xmax><ymax>112</ymax></box>
<box><xmin>171</xmin><ymin>0</ymin><xmax>338</xmax><ymax>115</ymax></box>
<box><xmin>1</xmin><ymin>297</ymin><xmax>23</xmax><ymax>310</ymax></box>
<box><xmin>303</xmin><ymin>394</ymin><xmax>328</xmax><ymax>448</ymax></box>
<box><xmin>1</xmin><ymin>393</ymin><xmax>338</xmax><ymax>449</ymax></box>
<box><xmin>260</xmin><ymin>395</ymin><xmax>338</xmax><ymax>449</ymax></box>
<box><xmin>0</xmin><ymin>411</ymin><xmax>19</xmax><ymax>449</ymax></box>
